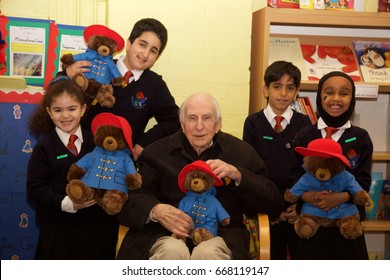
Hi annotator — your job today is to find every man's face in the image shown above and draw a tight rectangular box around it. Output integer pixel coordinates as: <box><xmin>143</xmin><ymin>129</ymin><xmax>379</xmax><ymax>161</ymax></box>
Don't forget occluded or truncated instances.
<box><xmin>181</xmin><ymin>95</ymin><xmax>221</xmax><ymax>155</ymax></box>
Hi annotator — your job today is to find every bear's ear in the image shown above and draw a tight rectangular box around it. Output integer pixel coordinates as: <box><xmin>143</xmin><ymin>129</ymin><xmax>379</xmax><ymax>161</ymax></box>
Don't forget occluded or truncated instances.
<box><xmin>183</xmin><ymin>171</ymin><xmax>195</xmax><ymax>190</ymax></box>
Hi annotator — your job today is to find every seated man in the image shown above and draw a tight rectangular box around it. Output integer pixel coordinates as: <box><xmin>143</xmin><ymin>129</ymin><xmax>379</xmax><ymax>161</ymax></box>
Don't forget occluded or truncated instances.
<box><xmin>117</xmin><ymin>92</ymin><xmax>283</xmax><ymax>260</ymax></box>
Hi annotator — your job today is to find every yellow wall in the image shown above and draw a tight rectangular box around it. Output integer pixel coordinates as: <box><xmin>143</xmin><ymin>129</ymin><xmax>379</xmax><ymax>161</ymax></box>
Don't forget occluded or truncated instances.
<box><xmin>1</xmin><ymin>0</ymin><xmax>268</xmax><ymax>138</ymax></box>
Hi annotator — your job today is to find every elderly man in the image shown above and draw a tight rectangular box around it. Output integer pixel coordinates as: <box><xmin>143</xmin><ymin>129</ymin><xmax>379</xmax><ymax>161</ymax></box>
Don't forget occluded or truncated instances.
<box><xmin>117</xmin><ymin>92</ymin><xmax>283</xmax><ymax>260</ymax></box>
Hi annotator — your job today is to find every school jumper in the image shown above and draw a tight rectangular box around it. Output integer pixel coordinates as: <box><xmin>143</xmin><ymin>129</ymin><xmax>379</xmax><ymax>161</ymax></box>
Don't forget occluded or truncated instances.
<box><xmin>85</xmin><ymin>69</ymin><xmax>180</xmax><ymax>148</ymax></box>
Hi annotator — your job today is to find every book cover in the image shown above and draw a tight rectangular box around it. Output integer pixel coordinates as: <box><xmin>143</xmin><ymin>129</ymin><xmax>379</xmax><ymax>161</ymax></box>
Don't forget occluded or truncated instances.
<box><xmin>300</xmin><ymin>0</ymin><xmax>314</xmax><ymax>9</ymax></box>
<box><xmin>300</xmin><ymin>44</ymin><xmax>362</xmax><ymax>81</ymax></box>
<box><xmin>353</xmin><ymin>41</ymin><xmax>390</xmax><ymax>83</ymax></box>
<box><xmin>377</xmin><ymin>179</ymin><xmax>390</xmax><ymax>220</ymax></box>
<box><xmin>268</xmin><ymin>0</ymin><xmax>300</xmax><ymax>8</ymax></box>
<box><xmin>269</xmin><ymin>37</ymin><xmax>308</xmax><ymax>80</ymax></box>
<box><xmin>378</xmin><ymin>0</ymin><xmax>390</xmax><ymax>12</ymax></box>
<box><xmin>366</xmin><ymin>172</ymin><xmax>383</xmax><ymax>219</ymax></box>
<box><xmin>324</xmin><ymin>0</ymin><xmax>354</xmax><ymax>10</ymax></box>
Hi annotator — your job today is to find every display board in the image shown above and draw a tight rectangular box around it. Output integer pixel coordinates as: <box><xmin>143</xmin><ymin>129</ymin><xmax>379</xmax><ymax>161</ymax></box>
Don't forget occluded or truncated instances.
<box><xmin>0</xmin><ymin>89</ymin><xmax>43</xmax><ymax>259</ymax></box>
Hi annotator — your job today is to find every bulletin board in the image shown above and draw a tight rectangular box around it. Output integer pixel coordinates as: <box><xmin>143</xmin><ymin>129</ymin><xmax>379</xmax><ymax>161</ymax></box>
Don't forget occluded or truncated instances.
<box><xmin>0</xmin><ymin>89</ymin><xmax>43</xmax><ymax>260</ymax></box>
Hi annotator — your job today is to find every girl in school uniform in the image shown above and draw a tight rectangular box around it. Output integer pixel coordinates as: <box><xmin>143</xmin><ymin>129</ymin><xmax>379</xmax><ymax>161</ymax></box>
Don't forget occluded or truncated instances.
<box><xmin>27</xmin><ymin>77</ymin><xmax>117</xmax><ymax>259</ymax></box>
<box><xmin>293</xmin><ymin>71</ymin><xmax>373</xmax><ymax>259</ymax></box>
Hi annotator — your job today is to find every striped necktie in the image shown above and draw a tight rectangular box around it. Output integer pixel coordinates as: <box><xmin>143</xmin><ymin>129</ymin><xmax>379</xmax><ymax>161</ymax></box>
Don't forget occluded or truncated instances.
<box><xmin>67</xmin><ymin>134</ymin><xmax>78</xmax><ymax>156</ymax></box>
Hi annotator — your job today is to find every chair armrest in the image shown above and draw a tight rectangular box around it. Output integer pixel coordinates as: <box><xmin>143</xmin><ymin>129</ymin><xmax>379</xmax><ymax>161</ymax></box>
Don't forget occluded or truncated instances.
<box><xmin>257</xmin><ymin>213</ymin><xmax>270</xmax><ymax>260</ymax></box>
<box><xmin>116</xmin><ymin>225</ymin><xmax>129</xmax><ymax>257</ymax></box>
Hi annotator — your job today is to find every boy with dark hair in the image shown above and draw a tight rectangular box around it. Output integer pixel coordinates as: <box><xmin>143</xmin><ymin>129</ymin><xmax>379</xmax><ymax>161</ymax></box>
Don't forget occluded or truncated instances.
<box><xmin>64</xmin><ymin>18</ymin><xmax>180</xmax><ymax>161</ymax></box>
<box><xmin>243</xmin><ymin>60</ymin><xmax>311</xmax><ymax>259</ymax></box>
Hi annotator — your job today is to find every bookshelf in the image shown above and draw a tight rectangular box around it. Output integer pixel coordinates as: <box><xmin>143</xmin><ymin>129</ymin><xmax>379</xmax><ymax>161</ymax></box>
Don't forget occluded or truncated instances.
<box><xmin>250</xmin><ymin>7</ymin><xmax>390</xmax><ymax>167</ymax></box>
<box><xmin>250</xmin><ymin>7</ymin><xmax>390</xmax><ymax>114</ymax></box>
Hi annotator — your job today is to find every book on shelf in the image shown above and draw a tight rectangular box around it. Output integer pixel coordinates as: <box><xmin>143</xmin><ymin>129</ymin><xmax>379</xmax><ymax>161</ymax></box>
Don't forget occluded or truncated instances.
<box><xmin>300</xmin><ymin>44</ymin><xmax>362</xmax><ymax>82</ymax></box>
<box><xmin>352</xmin><ymin>41</ymin><xmax>390</xmax><ymax>83</ymax></box>
<box><xmin>365</xmin><ymin>172</ymin><xmax>383</xmax><ymax>219</ymax></box>
<box><xmin>324</xmin><ymin>0</ymin><xmax>354</xmax><ymax>10</ymax></box>
<box><xmin>377</xmin><ymin>179</ymin><xmax>390</xmax><ymax>220</ymax></box>
<box><xmin>292</xmin><ymin>96</ymin><xmax>317</xmax><ymax>124</ymax></box>
<box><xmin>378</xmin><ymin>0</ymin><xmax>390</xmax><ymax>12</ymax></box>
<box><xmin>269</xmin><ymin>37</ymin><xmax>308</xmax><ymax>80</ymax></box>
<box><xmin>267</xmin><ymin>0</ymin><xmax>300</xmax><ymax>8</ymax></box>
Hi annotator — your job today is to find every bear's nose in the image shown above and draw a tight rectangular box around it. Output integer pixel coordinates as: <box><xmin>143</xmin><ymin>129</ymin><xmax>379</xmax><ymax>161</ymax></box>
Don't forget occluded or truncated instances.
<box><xmin>107</xmin><ymin>139</ymin><xmax>113</xmax><ymax>145</ymax></box>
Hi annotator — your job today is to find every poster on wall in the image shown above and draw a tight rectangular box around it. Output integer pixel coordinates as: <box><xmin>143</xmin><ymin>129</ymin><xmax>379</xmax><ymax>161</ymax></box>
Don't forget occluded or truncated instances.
<box><xmin>0</xmin><ymin>89</ymin><xmax>43</xmax><ymax>259</ymax></box>
<box><xmin>1</xmin><ymin>16</ymin><xmax>51</xmax><ymax>87</ymax></box>
<box><xmin>44</xmin><ymin>23</ymin><xmax>86</xmax><ymax>88</ymax></box>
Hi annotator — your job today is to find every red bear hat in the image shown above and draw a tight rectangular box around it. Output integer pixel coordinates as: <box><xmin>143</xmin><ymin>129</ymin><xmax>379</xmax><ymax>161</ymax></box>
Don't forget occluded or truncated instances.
<box><xmin>178</xmin><ymin>160</ymin><xmax>223</xmax><ymax>193</ymax></box>
<box><xmin>295</xmin><ymin>138</ymin><xmax>350</xmax><ymax>168</ymax></box>
<box><xmin>83</xmin><ymin>24</ymin><xmax>125</xmax><ymax>53</ymax></box>
<box><xmin>91</xmin><ymin>112</ymin><xmax>133</xmax><ymax>153</ymax></box>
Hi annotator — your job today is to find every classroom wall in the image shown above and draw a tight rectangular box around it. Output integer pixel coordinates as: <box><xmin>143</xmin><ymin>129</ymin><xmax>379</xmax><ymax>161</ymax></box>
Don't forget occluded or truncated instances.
<box><xmin>1</xmin><ymin>0</ymin><xmax>268</xmax><ymax>138</ymax></box>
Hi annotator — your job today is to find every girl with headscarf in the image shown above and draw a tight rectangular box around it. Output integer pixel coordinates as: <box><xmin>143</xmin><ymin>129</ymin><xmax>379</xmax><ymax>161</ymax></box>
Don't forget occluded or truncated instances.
<box><xmin>292</xmin><ymin>71</ymin><xmax>373</xmax><ymax>260</ymax></box>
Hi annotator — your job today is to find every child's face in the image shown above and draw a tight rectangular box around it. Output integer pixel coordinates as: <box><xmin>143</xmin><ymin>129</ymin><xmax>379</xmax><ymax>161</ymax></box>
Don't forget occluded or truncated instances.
<box><xmin>124</xmin><ymin>31</ymin><xmax>161</xmax><ymax>71</ymax></box>
<box><xmin>320</xmin><ymin>76</ymin><xmax>353</xmax><ymax>118</ymax></box>
<box><xmin>263</xmin><ymin>74</ymin><xmax>298</xmax><ymax>115</ymax></box>
<box><xmin>46</xmin><ymin>92</ymin><xmax>86</xmax><ymax>135</ymax></box>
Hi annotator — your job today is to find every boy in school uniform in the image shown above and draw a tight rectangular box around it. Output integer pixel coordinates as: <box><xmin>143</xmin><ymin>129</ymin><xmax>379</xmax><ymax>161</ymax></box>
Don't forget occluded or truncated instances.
<box><xmin>63</xmin><ymin>18</ymin><xmax>180</xmax><ymax>161</ymax></box>
<box><xmin>243</xmin><ymin>60</ymin><xmax>312</xmax><ymax>259</ymax></box>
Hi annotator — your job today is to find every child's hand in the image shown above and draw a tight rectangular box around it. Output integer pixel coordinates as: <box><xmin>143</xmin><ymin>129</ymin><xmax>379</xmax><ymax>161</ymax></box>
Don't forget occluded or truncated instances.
<box><xmin>312</xmin><ymin>191</ymin><xmax>349</xmax><ymax>211</ymax></box>
<box><xmin>65</xmin><ymin>60</ymin><xmax>92</xmax><ymax>79</ymax></box>
<box><xmin>73</xmin><ymin>199</ymin><xmax>97</xmax><ymax>210</ymax></box>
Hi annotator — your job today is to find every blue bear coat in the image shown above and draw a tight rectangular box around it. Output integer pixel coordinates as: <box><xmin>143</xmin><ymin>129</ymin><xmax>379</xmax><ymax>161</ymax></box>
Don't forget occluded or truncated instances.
<box><xmin>291</xmin><ymin>169</ymin><xmax>363</xmax><ymax>219</ymax></box>
<box><xmin>178</xmin><ymin>187</ymin><xmax>230</xmax><ymax>236</ymax></box>
<box><xmin>76</xmin><ymin>146</ymin><xmax>136</xmax><ymax>193</ymax></box>
<box><xmin>72</xmin><ymin>48</ymin><xmax>122</xmax><ymax>85</ymax></box>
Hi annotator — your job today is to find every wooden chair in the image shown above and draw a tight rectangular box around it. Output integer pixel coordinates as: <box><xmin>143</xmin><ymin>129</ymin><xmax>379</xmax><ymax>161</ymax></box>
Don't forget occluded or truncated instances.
<box><xmin>116</xmin><ymin>213</ymin><xmax>270</xmax><ymax>260</ymax></box>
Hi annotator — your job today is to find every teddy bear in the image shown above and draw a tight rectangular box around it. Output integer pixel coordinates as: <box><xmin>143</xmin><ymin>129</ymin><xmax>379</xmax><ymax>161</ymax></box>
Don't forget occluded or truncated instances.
<box><xmin>284</xmin><ymin>138</ymin><xmax>369</xmax><ymax>240</ymax></box>
<box><xmin>176</xmin><ymin>160</ymin><xmax>231</xmax><ymax>245</ymax></box>
<box><xmin>66</xmin><ymin>112</ymin><xmax>142</xmax><ymax>215</ymax></box>
<box><xmin>60</xmin><ymin>24</ymin><xmax>125</xmax><ymax>108</ymax></box>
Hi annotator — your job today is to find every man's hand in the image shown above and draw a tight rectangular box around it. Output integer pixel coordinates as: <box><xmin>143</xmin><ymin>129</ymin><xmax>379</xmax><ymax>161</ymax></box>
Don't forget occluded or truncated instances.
<box><xmin>206</xmin><ymin>159</ymin><xmax>241</xmax><ymax>184</ymax></box>
<box><xmin>151</xmin><ymin>204</ymin><xmax>194</xmax><ymax>238</ymax></box>
<box><xmin>132</xmin><ymin>144</ymin><xmax>144</xmax><ymax>161</ymax></box>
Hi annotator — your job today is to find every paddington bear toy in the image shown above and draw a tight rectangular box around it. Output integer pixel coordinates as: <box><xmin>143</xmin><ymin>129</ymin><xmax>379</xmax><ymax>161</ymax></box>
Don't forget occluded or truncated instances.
<box><xmin>60</xmin><ymin>24</ymin><xmax>125</xmax><ymax>108</ymax></box>
<box><xmin>177</xmin><ymin>160</ymin><xmax>230</xmax><ymax>245</ymax></box>
<box><xmin>284</xmin><ymin>138</ymin><xmax>369</xmax><ymax>240</ymax></box>
<box><xmin>66</xmin><ymin>112</ymin><xmax>141</xmax><ymax>215</ymax></box>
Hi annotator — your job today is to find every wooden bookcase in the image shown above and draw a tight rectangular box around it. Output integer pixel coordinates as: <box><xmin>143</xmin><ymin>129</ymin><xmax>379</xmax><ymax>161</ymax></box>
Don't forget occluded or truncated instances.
<box><xmin>249</xmin><ymin>7</ymin><xmax>390</xmax><ymax>161</ymax></box>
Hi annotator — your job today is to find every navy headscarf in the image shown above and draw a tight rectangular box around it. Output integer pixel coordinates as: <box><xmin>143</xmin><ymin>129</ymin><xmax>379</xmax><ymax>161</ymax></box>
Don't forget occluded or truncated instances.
<box><xmin>316</xmin><ymin>71</ymin><xmax>356</xmax><ymax>128</ymax></box>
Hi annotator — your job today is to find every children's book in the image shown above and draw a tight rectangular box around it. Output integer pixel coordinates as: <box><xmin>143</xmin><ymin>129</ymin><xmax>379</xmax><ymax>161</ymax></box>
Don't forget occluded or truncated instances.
<box><xmin>378</xmin><ymin>0</ymin><xmax>390</xmax><ymax>12</ymax></box>
<box><xmin>366</xmin><ymin>172</ymin><xmax>383</xmax><ymax>219</ymax></box>
<box><xmin>324</xmin><ymin>0</ymin><xmax>355</xmax><ymax>10</ymax></box>
<box><xmin>269</xmin><ymin>37</ymin><xmax>308</xmax><ymax>80</ymax></box>
<box><xmin>267</xmin><ymin>0</ymin><xmax>300</xmax><ymax>8</ymax></box>
<box><xmin>353</xmin><ymin>41</ymin><xmax>390</xmax><ymax>83</ymax></box>
<box><xmin>300</xmin><ymin>0</ymin><xmax>314</xmax><ymax>9</ymax></box>
<box><xmin>377</xmin><ymin>179</ymin><xmax>390</xmax><ymax>220</ymax></box>
<box><xmin>300</xmin><ymin>44</ymin><xmax>362</xmax><ymax>81</ymax></box>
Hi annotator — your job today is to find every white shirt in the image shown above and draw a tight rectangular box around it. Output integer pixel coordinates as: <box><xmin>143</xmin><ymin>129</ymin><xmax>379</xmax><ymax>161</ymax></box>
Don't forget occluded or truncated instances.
<box><xmin>56</xmin><ymin>125</ymin><xmax>83</xmax><ymax>213</ymax></box>
<box><xmin>317</xmin><ymin>117</ymin><xmax>351</xmax><ymax>141</ymax></box>
<box><xmin>264</xmin><ymin>104</ymin><xmax>293</xmax><ymax>130</ymax></box>
<box><xmin>116</xmin><ymin>56</ymin><xmax>143</xmax><ymax>83</ymax></box>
